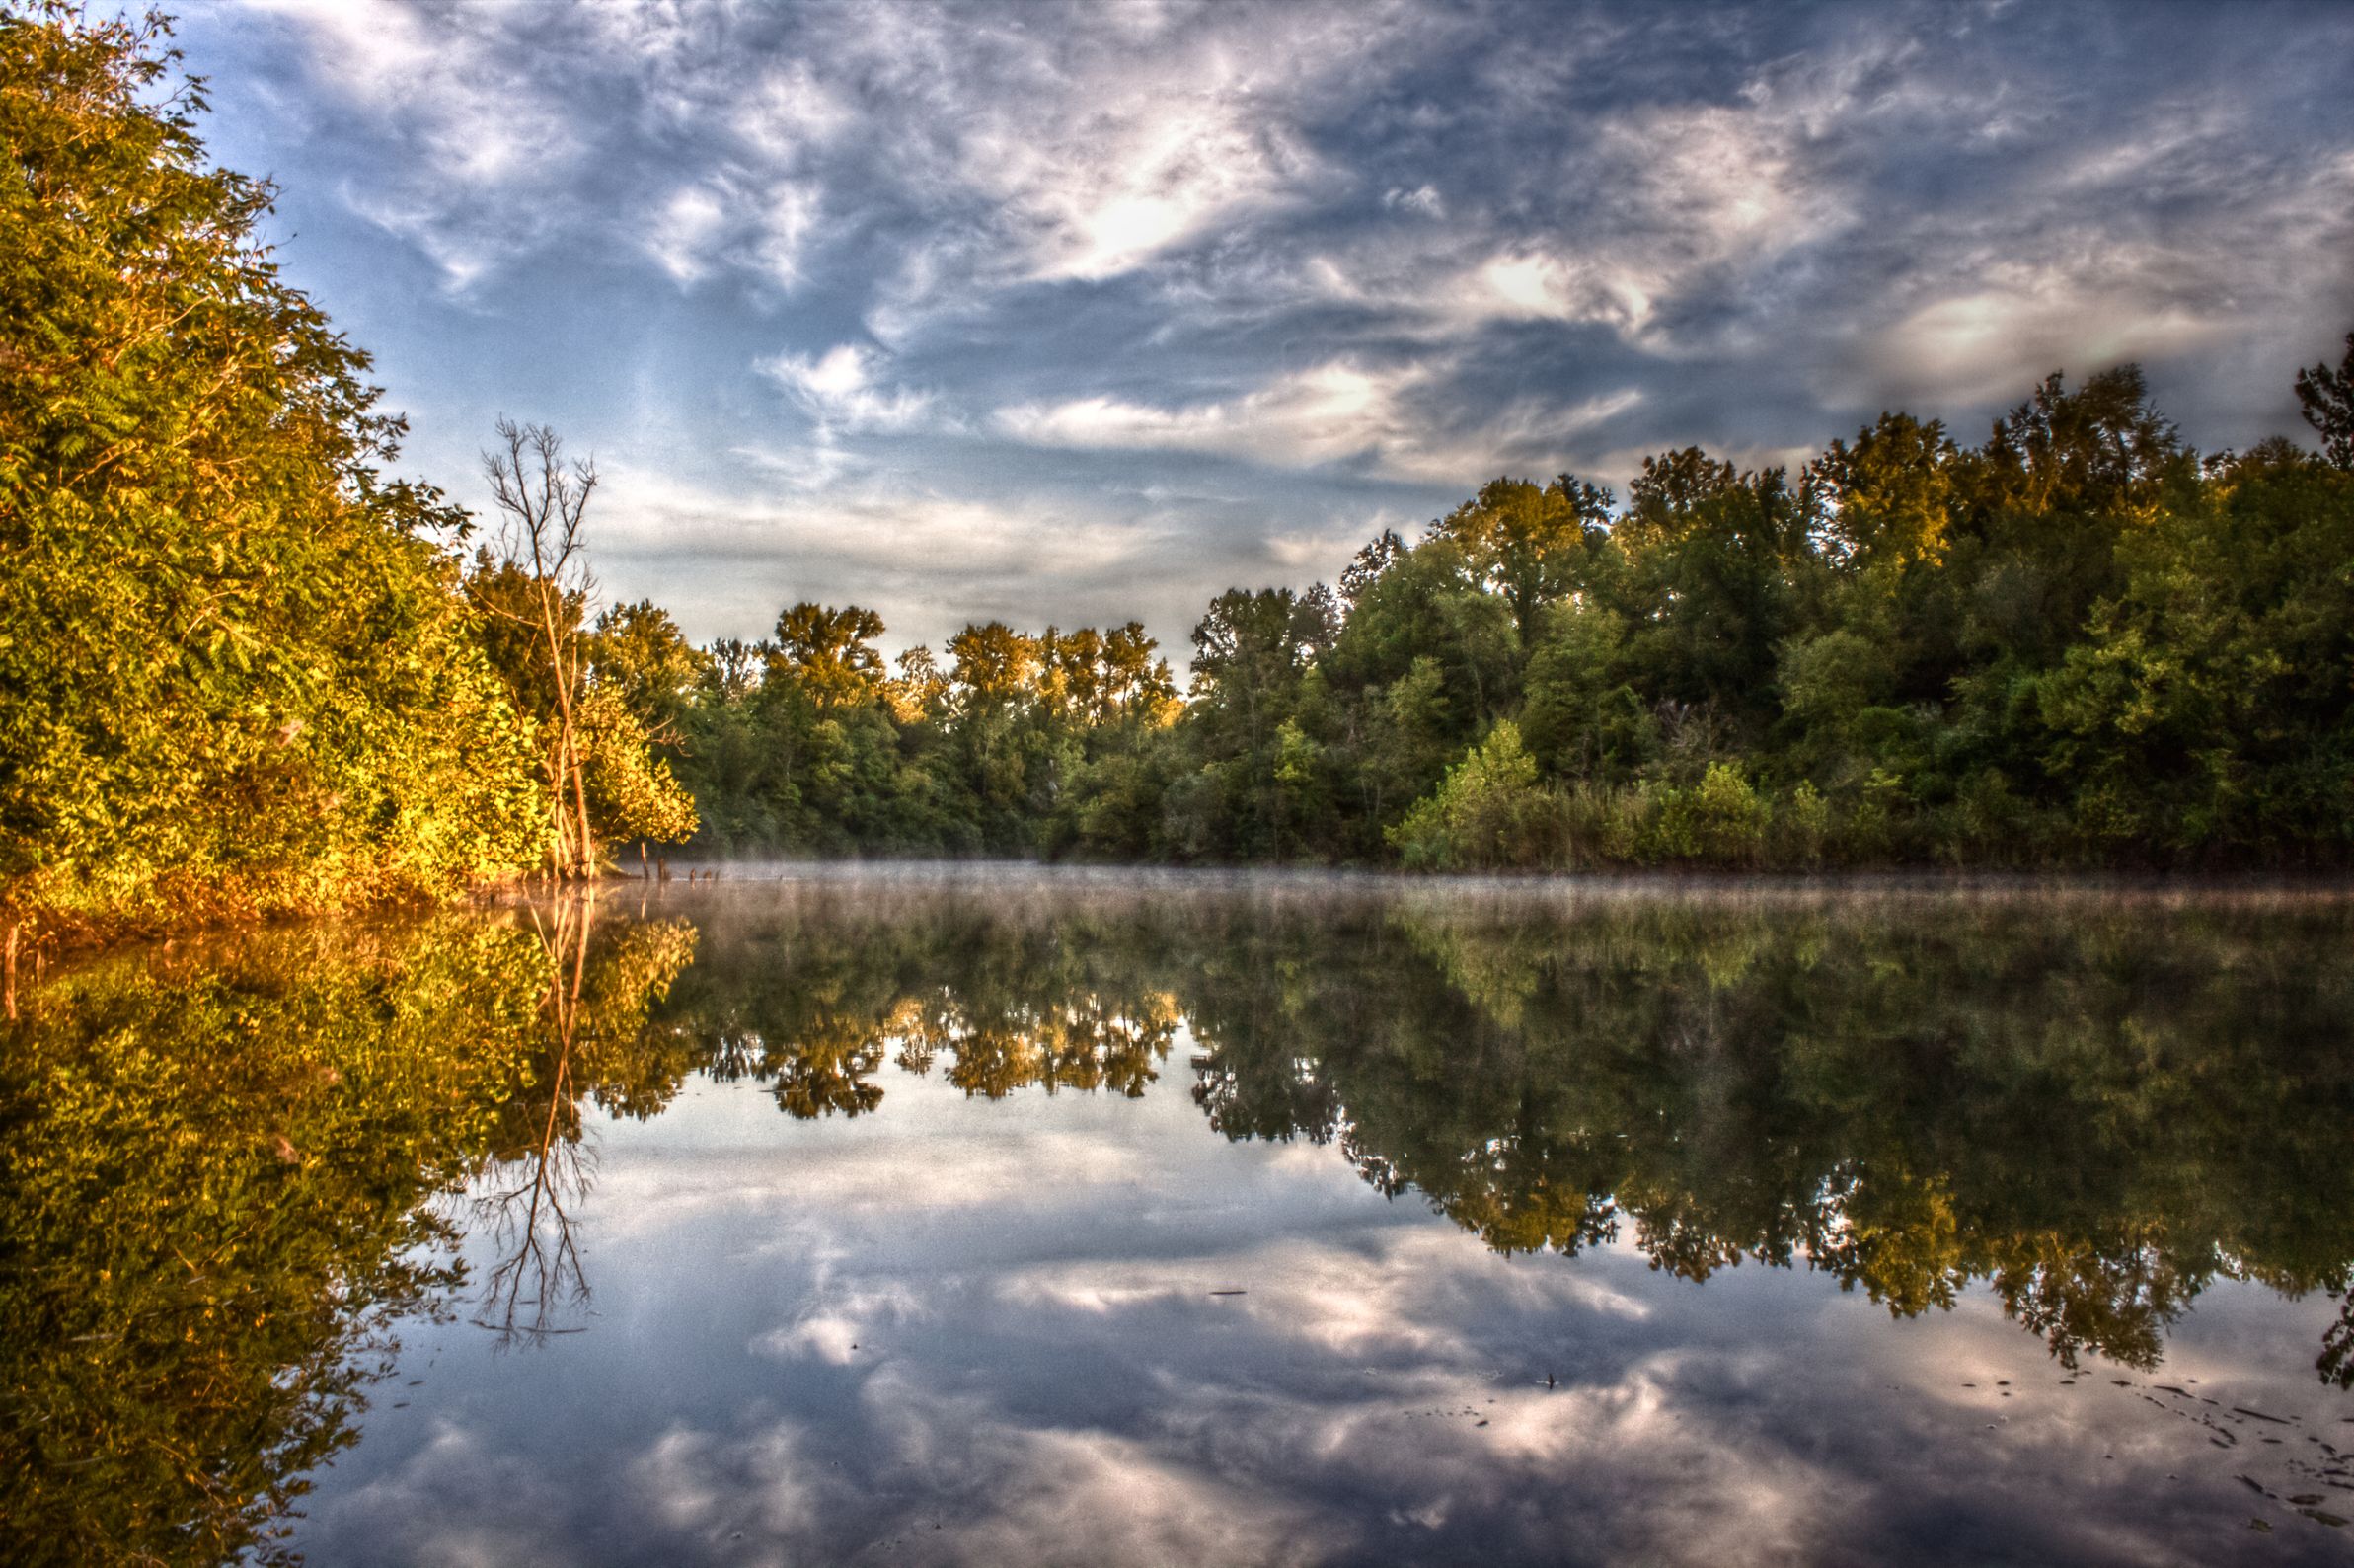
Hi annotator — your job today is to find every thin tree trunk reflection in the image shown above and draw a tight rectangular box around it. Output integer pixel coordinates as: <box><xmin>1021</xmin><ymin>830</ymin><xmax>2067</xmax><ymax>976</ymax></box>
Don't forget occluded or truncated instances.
<box><xmin>472</xmin><ymin>895</ymin><xmax>598</xmax><ymax>1346</ymax></box>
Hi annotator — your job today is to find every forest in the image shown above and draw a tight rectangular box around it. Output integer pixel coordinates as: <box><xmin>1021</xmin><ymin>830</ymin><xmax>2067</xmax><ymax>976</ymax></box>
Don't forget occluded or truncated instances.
<box><xmin>7</xmin><ymin>9</ymin><xmax>2354</xmax><ymax>943</ymax></box>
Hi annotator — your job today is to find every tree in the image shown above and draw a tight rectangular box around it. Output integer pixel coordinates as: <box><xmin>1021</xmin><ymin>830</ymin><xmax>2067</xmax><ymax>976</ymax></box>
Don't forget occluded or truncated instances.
<box><xmin>0</xmin><ymin>8</ymin><xmax>539</xmax><ymax>937</ymax></box>
<box><xmin>1433</xmin><ymin>474</ymin><xmax>1614</xmax><ymax>652</ymax></box>
<box><xmin>471</xmin><ymin>425</ymin><xmax>696</xmax><ymax>869</ymax></box>
<box><xmin>592</xmin><ymin>600</ymin><xmax>709</xmax><ymax>742</ymax></box>
<box><xmin>1974</xmin><ymin>367</ymin><xmax>2185</xmax><ymax>517</ymax></box>
<box><xmin>1618</xmin><ymin>447</ymin><xmax>1740</xmax><ymax>544</ymax></box>
<box><xmin>946</xmin><ymin>621</ymin><xmax>1042</xmax><ymax>711</ymax></box>
<box><xmin>1806</xmin><ymin>412</ymin><xmax>1959</xmax><ymax>574</ymax></box>
<box><xmin>576</xmin><ymin>687</ymin><xmax>700</xmax><ymax>849</ymax></box>
<box><xmin>1098</xmin><ymin>622</ymin><xmax>1180</xmax><ymax>726</ymax></box>
<box><xmin>1189</xmin><ymin>589</ymin><xmax>1317</xmax><ymax>759</ymax></box>
<box><xmin>1340</xmin><ymin>529</ymin><xmax>1407</xmax><ymax>607</ymax></box>
<box><xmin>886</xmin><ymin>646</ymin><xmax>950</xmax><ymax>724</ymax></box>
<box><xmin>1613</xmin><ymin>456</ymin><xmax>1808</xmax><ymax>734</ymax></box>
<box><xmin>480</xmin><ymin>418</ymin><xmax>601</xmax><ymax>878</ymax></box>
<box><xmin>1387</xmin><ymin>719</ymin><xmax>1556</xmax><ymax>869</ymax></box>
<box><xmin>769</xmin><ymin>602</ymin><xmax>887</xmax><ymax>711</ymax></box>
<box><xmin>2297</xmin><ymin>328</ymin><xmax>2354</xmax><ymax>471</ymax></box>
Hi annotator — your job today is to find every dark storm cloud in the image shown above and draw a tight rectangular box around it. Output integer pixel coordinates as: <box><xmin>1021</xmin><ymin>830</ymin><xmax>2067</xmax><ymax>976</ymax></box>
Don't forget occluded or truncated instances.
<box><xmin>176</xmin><ymin>0</ymin><xmax>2354</xmax><ymax>655</ymax></box>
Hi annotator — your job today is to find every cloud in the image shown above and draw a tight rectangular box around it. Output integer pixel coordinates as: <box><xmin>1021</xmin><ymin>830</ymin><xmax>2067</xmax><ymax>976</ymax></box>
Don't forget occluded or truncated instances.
<box><xmin>628</xmin><ymin>1422</ymin><xmax>823</xmax><ymax>1542</ymax></box>
<box><xmin>756</xmin><ymin>344</ymin><xmax>937</xmax><ymax>433</ymax></box>
<box><xmin>996</xmin><ymin>363</ymin><xmax>1643</xmax><ymax>484</ymax></box>
<box><xmin>237</xmin><ymin>0</ymin><xmax>589</xmax><ymax>291</ymax></box>
<box><xmin>645</xmin><ymin>186</ymin><xmax>727</xmax><ymax>284</ymax></box>
<box><xmin>996</xmin><ymin>364</ymin><xmax>1421</xmax><ymax>469</ymax></box>
<box><xmin>752</xmin><ymin>1280</ymin><xmax>935</xmax><ymax>1365</ymax></box>
<box><xmin>313</xmin><ymin>1418</ymin><xmax>575</xmax><ymax>1568</ymax></box>
<box><xmin>1831</xmin><ymin>285</ymin><xmax>2231</xmax><ymax>410</ymax></box>
<box><xmin>594</xmin><ymin>463</ymin><xmax>1137</xmax><ymax>581</ymax></box>
<box><xmin>186</xmin><ymin>0</ymin><xmax>2354</xmax><ymax>653</ymax></box>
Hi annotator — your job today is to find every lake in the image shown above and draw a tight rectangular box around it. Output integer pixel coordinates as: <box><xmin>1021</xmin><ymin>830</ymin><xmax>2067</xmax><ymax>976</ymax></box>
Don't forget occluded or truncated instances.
<box><xmin>7</xmin><ymin>867</ymin><xmax>2354</xmax><ymax>1566</ymax></box>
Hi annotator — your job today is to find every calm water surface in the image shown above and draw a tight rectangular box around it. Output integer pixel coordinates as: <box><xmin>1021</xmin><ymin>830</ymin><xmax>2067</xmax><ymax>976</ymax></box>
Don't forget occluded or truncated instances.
<box><xmin>8</xmin><ymin>868</ymin><xmax>2354</xmax><ymax>1566</ymax></box>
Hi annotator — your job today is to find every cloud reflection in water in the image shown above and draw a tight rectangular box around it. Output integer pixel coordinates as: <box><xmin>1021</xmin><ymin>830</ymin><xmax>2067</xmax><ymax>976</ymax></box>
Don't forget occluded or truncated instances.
<box><xmin>12</xmin><ymin>873</ymin><xmax>2354</xmax><ymax>1564</ymax></box>
<box><xmin>289</xmin><ymin>870</ymin><xmax>2354</xmax><ymax>1566</ymax></box>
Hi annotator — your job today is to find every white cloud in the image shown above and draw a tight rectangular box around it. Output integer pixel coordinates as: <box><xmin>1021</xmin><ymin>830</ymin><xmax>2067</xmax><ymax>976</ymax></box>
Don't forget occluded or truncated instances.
<box><xmin>594</xmin><ymin>460</ymin><xmax>1142</xmax><ymax>587</ymax></box>
<box><xmin>997</xmin><ymin>364</ymin><xmax>1643</xmax><ymax>484</ymax></box>
<box><xmin>1286</xmin><ymin>84</ymin><xmax>1857</xmax><ymax>354</ymax></box>
<box><xmin>242</xmin><ymin>0</ymin><xmax>587</xmax><ymax>291</ymax></box>
<box><xmin>1833</xmin><ymin>285</ymin><xmax>2230</xmax><ymax>410</ymax></box>
<box><xmin>193</xmin><ymin>0</ymin><xmax>2354</xmax><ymax>655</ymax></box>
<box><xmin>646</xmin><ymin>186</ymin><xmax>727</xmax><ymax>283</ymax></box>
<box><xmin>752</xmin><ymin>1280</ymin><xmax>934</xmax><ymax>1365</ymax></box>
<box><xmin>968</xmin><ymin>84</ymin><xmax>1322</xmax><ymax>285</ymax></box>
<box><xmin>997</xmin><ymin>363</ymin><xmax>1415</xmax><ymax>468</ymax></box>
<box><xmin>627</xmin><ymin>1422</ymin><xmax>823</xmax><ymax>1541</ymax></box>
<box><xmin>757</xmin><ymin>345</ymin><xmax>936</xmax><ymax>433</ymax></box>
<box><xmin>1384</xmin><ymin>184</ymin><xmax>1444</xmax><ymax>218</ymax></box>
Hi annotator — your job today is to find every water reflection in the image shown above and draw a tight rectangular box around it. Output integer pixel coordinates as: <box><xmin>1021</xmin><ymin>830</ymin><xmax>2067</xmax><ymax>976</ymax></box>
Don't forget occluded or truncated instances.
<box><xmin>1182</xmin><ymin>889</ymin><xmax>2354</xmax><ymax>1381</ymax></box>
<box><xmin>662</xmin><ymin>902</ymin><xmax>1182</xmax><ymax>1110</ymax></box>
<box><xmin>0</xmin><ymin>919</ymin><xmax>538</xmax><ymax>1564</ymax></box>
<box><xmin>0</xmin><ymin>902</ymin><xmax>690</xmax><ymax>1563</ymax></box>
<box><xmin>5</xmin><ymin>872</ymin><xmax>2354</xmax><ymax>1563</ymax></box>
<box><xmin>465</xmin><ymin>900</ymin><xmax>696</xmax><ymax>1347</ymax></box>
<box><xmin>647</xmin><ymin>876</ymin><xmax>2354</xmax><ymax>1385</ymax></box>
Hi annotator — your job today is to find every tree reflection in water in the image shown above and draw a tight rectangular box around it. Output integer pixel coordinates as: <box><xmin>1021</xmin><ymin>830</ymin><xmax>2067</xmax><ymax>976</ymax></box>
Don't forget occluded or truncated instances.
<box><xmin>653</xmin><ymin>878</ymin><xmax>2354</xmax><ymax>1381</ymax></box>
<box><xmin>468</xmin><ymin>898</ymin><xmax>596</xmax><ymax>1346</ymax></box>
<box><xmin>0</xmin><ymin>899</ymin><xmax>693</xmax><ymax>1563</ymax></box>
<box><xmin>465</xmin><ymin>896</ymin><xmax>697</xmax><ymax>1347</ymax></box>
<box><xmin>6</xmin><ymin>875</ymin><xmax>2354</xmax><ymax>1565</ymax></box>
<box><xmin>1176</xmin><ymin>885</ymin><xmax>2354</xmax><ymax>1380</ymax></box>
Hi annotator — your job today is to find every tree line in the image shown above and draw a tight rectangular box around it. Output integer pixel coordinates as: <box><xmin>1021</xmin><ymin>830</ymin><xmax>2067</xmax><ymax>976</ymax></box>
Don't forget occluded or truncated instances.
<box><xmin>7</xmin><ymin>9</ymin><xmax>2354</xmax><ymax>945</ymax></box>
<box><xmin>648</xmin><ymin>342</ymin><xmax>2354</xmax><ymax>872</ymax></box>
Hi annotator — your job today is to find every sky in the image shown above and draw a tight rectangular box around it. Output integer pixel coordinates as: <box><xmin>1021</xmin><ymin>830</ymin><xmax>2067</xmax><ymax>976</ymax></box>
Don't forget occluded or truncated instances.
<box><xmin>169</xmin><ymin>0</ymin><xmax>2354</xmax><ymax>663</ymax></box>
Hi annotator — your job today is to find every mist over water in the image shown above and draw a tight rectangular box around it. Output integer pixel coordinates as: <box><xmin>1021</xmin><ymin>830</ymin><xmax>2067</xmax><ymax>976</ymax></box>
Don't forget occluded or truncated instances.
<box><xmin>8</xmin><ymin>868</ymin><xmax>2354</xmax><ymax>1565</ymax></box>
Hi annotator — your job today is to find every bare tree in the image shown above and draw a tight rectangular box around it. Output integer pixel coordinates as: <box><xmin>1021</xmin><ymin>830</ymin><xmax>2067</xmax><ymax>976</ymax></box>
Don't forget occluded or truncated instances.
<box><xmin>482</xmin><ymin>417</ymin><xmax>600</xmax><ymax>878</ymax></box>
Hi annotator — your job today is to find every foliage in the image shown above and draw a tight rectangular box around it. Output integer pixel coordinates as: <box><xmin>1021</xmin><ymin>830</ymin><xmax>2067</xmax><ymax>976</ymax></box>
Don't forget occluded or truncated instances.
<box><xmin>1106</xmin><ymin>345</ymin><xmax>2351</xmax><ymax>871</ymax></box>
<box><xmin>0</xmin><ymin>901</ymin><xmax>696</xmax><ymax>1563</ymax></box>
<box><xmin>0</xmin><ymin>9</ymin><xmax>544</xmax><ymax>938</ymax></box>
<box><xmin>0</xmin><ymin>13</ymin><xmax>703</xmax><ymax>938</ymax></box>
<box><xmin>650</xmin><ymin>331</ymin><xmax>2354</xmax><ymax>871</ymax></box>
<box><xmin>577</xmin><ymin>686</ymin><xmax>698</xmax><ymax>848</ymax></box>
<box><xmin>6</xmin><ymin>13</ymin><xmax>2353</xmax><ymax>903</ymax></box>
<box><xmin>1387</xmin><ymin>720</ymin><xmax>1557</xmax><ymax>869</ymax></box>
<box><xmin>669</xmin><ymin>602</ymin><xmax>1182</xmax><ymax>860</ymax></box>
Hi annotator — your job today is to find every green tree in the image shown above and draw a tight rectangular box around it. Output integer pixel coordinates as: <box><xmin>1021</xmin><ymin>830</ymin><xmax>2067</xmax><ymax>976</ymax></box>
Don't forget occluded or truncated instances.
<box><xmin>2297</xmin><ymin>328</ymin><xmax>2354</xmax><ymax>471</ymax></box>
<box><xmin>1433</xmin><ymin>473</ymin><xmax>1614</xmax><ymax>653</ymax></box>
<box><xmin>0</xmin><ymin>9</ymin><xmax>541</xmax><ymax>937</ymax></box>
<box><xmin>770</xmin><ymin>602</ymin><xmax>888</xmax><ymax>712</ymax></box>
<box><xmin>1613</xmin><ymin>453</ymin><xmax>1809</xmax><ymax>735</ymax></box>
<box><xmin>1183</xmin><ymin>588</ymin><xmax>1330</xmax><ymax>857</ymax></box>
<box><xmin>1387</xmin><ymin>719</ymin><xmax>1557</xmax><ymax>869</ymax></box>
<box><xmin>2032</xmin><ymin>439</ymin><xmax>2354</xmax><ymax>856</ymax></box>
<box><xmin>592</xmin><ymin>599</ymin><xmax>709</xmax><ymax>743</ymax></box>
